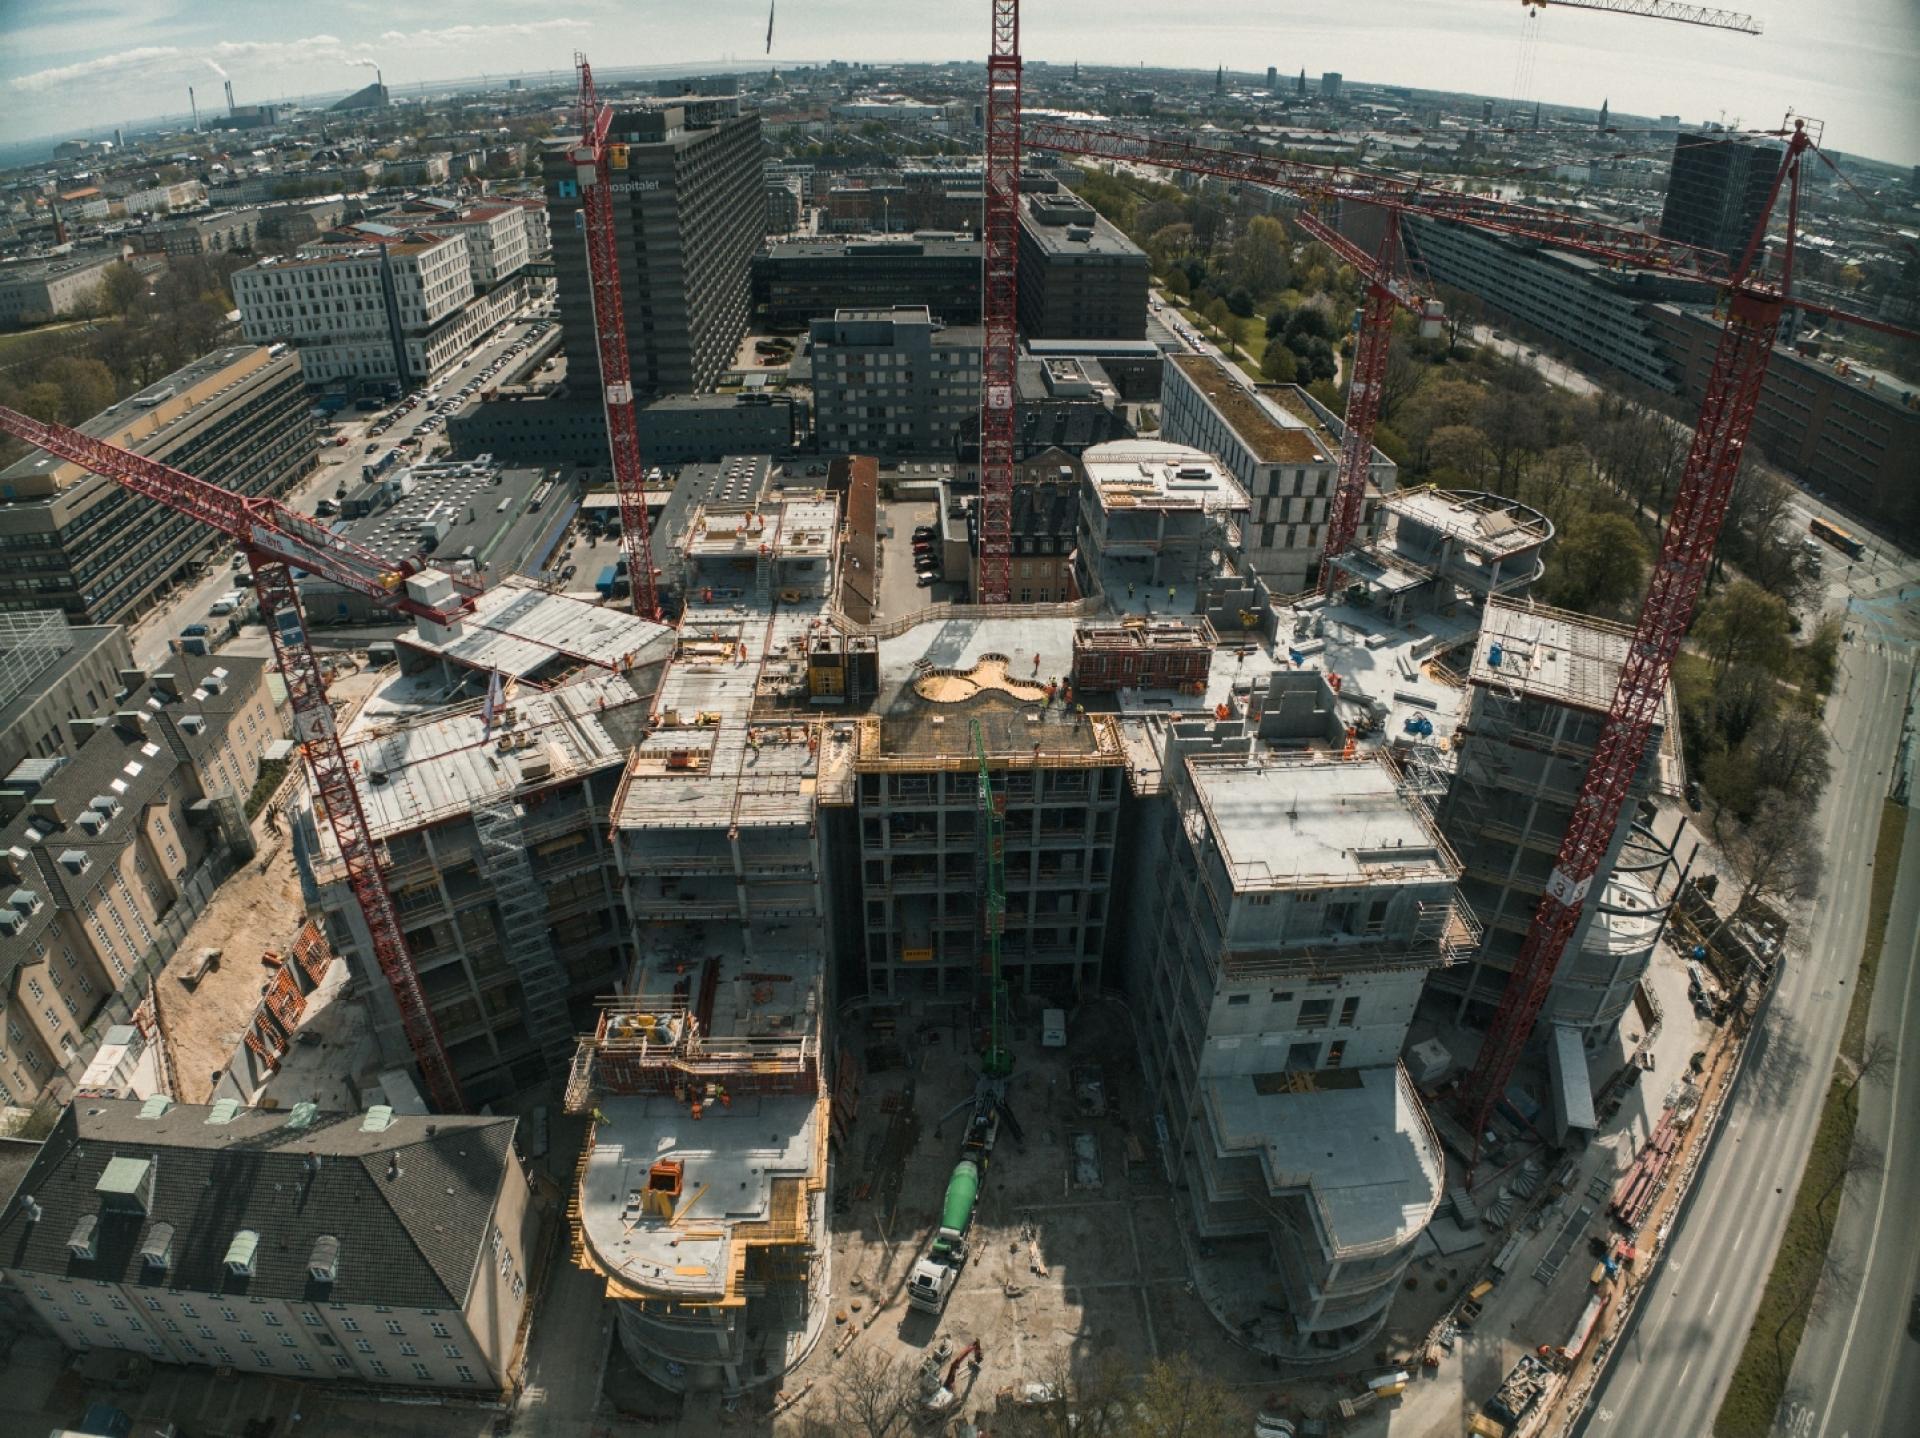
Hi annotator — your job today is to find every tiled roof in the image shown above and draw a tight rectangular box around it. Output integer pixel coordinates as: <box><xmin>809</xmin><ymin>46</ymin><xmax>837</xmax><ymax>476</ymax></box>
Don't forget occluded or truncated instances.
<box><xmin>0</xmin><ymin>1099</ymin><xmax>517</xmax><ymax>1309</ymax></box>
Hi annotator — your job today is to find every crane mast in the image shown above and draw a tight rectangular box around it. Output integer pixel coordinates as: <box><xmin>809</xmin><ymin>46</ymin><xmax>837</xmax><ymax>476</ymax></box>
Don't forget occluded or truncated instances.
<box><xmin>573</xmin><ymin>54</ymin><xmax>661</xmax><ymax>621</ymax></box>
<box><xmin>0</xmin><ymin>406</ymin><xmax>466</xmax><ymax>1111</ymax></box>
<box><xmin>1456</xmin><ymin>124</ymin><xmax>1813</xmax><ymax>1143</ymax></box>
<box><xmin>977</xmin><ymin>1</ymin><xmax>1021</xmax><ymax>606</ymax></box>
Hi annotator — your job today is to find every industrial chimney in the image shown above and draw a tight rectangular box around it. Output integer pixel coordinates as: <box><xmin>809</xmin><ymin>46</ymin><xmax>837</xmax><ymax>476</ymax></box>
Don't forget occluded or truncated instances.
<box><xmin>225</xmin><ymin>79</ymin><xmax>235</xmax><ymax>116</ymax></box>
<box><xmin>189</xmin><ymin>85</ymin><xmax>199</xmax><ymax>131</ymax></box>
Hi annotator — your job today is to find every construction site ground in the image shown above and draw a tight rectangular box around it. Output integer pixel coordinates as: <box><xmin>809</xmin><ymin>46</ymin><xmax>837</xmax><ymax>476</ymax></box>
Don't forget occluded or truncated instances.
<box><xmin>152</xmin><ymin>661</ymin><xmax>390</xmax><ymax>1103</ymax></box>
<box><xmin>1371</xmin><ymin>924</ymin><xmax>1725</xmax><ymax>1437</ymax></box>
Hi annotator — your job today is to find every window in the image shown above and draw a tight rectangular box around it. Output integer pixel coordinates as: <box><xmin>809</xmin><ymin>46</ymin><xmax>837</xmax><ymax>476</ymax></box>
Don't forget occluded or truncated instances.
<box><xmin>1297</xmin><ymin>998</ymin><xmax>1332</xmax><ymax>1030</ymax></box>
<box><xmin>179</xmin><ymin>1302</ymin><xmax>197</xmax><ymax>1318</ymax></box>
<box><xmin>1339</xmin><ymin>996</ymin><xmax>1360</xmax><ymax>1027</ymax></box>
<box><xmin>279</xmin><ymin>1335</ymin><xmax>297</xmax><ymax>1348</ymax></box>
<box><xmin>442</xmin><ymin>1343</ymin><xmax>462</xmax><ymax>1359</ymax></box>
<box><xmin>399</xmin><ymin>1342</ymin><xmax>418</xmax><ymax>1356</ymax></box>
<box><xmin>429</xmin><ymin>1322</ymin><xmax>451</xmax><ymax>1338</ymax></box>
<box><xmin>340</xmin><ymin>1317</ymin><xmax>360</xmax><ymax>1331</ymax></box>
<box><xmin>294</xmin><ymin>1354</ymin><xmax>313</xmax><ymax>1372</ymax></box>
<box><xmin>456</xmin><ymin>1365</ymin><xmax>477</xmax><ymax>1384</ymax></box>
<box><xmin>1225</xmin><ymin>993</ymin><xmax>1250</xmax><ymax>1007</ymax></box>
<box><xmin>196</xmin><ymin>1326</ymin><xmax>214</xmax><ymax>1340</ymax></box>
<box><xmin>143</xmin><ymin>1297</ymin><xmax>163</xmax><ymax>1312</ymax></box>
<box><xmin>1285</xmin><ymin>1042</ymin><xmax>1321</xmax><ymax>1071</ymax></box>
<box><xmin>411</xmin><ymin>1362</ymin><xmax>431</xmax><ymax>1381</ymax></box>
<box><xmin>370</xmin><ymin>1360</ymin><xmax>390</xmax><ymax>1378</ymax></box>
<box><xmin>302</xmin><ymin>1311</ymin><xmax>322</xmax><ymax>1327</ymax></box>
<box><xmin>385</xmin><ymin>1320</ymin><xmax>405</xmax><ymax>1336</ymax></box>
<box><xmin>355</xmin><ymin>1338</ymin><xmax>374</xmax><ymax>1353</ymax></box>
<box><xmin>1327</xmin><ymin>1041</ymin><xmax>1347</xmax><ymax>1069</ymax></box>
<box><xmin>219</xmin><ymin>1307</ymin><xmax>237</xmax><ymax>1322</ymax></box>
<box><xmin>1269</xmin><ymin>990</ymin><xmax>1293</xmax><ymax>1003</ymax></box>
<box><xmin>263</xmin><ymin>1311</ymin><xmax>280</xmax><ymax>1326</ymax></box>
<box><xmin>332</xmin><ymin>1355</ymin><xmax>352</xmax><ymax>1371</ymax></box>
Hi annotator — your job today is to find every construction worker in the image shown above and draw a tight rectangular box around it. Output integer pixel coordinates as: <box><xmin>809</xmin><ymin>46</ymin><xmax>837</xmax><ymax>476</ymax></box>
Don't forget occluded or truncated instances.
<box><xmin>1032</xmin><ymin>651</ymin><xmax>1042</xmax><ymax>674</ymax></box>
<box><xmin>1168</xmin><ymin>584</ymin><xmax>1177</xmax><ymax>606</ymax></box>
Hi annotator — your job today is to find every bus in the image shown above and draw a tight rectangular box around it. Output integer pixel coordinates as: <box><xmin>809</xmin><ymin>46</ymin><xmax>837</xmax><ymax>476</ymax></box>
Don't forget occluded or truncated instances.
<box><xmin>1809</xmin><ymin>516</ymin><xmax>1865</xmax><ymax>559</ymax></box>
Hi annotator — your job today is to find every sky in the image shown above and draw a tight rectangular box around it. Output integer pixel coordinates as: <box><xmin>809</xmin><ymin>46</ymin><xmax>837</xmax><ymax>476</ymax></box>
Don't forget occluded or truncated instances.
<box><xmin>4</xmin><ymin>0</ymin><xmax>1917</xmax><ymax>167</ymax></box>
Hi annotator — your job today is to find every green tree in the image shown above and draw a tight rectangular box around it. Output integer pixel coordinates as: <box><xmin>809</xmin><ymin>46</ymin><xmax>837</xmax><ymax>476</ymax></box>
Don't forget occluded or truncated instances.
<box><xmin>1694</xmin><ymin>579</ymin><xmax>1792</xmax><ymax>674</ymax></box>
<box><xmin>1226</xmin><ymin>215</ymin><xmax>1291</xmax><ymax>297</ymax></box>
<box><xmin>98</xmin><ymin>262</ymin><xmax>146</xmax><ymax>316</ymax></box>
<box><xmin>41</xmin><ymin>356</ymin><xmax>117</xmax><ymax>421</ymax></box>
<box><xmin>1163</xmin><ymin>269</ymin><xmax>1191</xmax><ymax>301</ymax></box>
<box><xmin>1203</xmin><ymin>296</ymin><xmax>1231</xmax><ymax>340</ymax></box>
<box><xmin>1260</xmin><ymin>342</ymin><xmax>1298</xmax><ymax>383</ymax></box>
<box><xmin>1544</xmin><ymin>510</ymin><xmax>1649</xmax><ymax>615</ymax></box>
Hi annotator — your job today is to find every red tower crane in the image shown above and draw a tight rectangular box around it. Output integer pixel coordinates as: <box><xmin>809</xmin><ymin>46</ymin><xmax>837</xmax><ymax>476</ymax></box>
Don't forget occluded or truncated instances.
<box><xmin>1287</xmin><ymin>207</ymin><xmax>1444</xmax><ymax>591</ymax></box>
<box><xmin>571</xmin><ymin>54</ymin><xmax>661</xmax><ymax>621</ymax></box>
<box><xmin>0</xmin><ymin>407</ymin><xmax>466</xmax><ymax>1112</ymax></box>
<box><xmin>976</xmin><ymin>0</ymin><xmax>1021</xmax><ymax>605</ymax></box>
<box><xmin>1015</xmin><ymin>112</ymin><xmax>1915</xmax><ymax>1152</ymax></box>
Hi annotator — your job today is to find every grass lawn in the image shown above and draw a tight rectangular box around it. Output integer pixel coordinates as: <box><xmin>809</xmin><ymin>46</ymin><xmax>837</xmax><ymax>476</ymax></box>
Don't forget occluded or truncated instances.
<box><xmin>1714</xmin><ymin>799</ymin><xmax>1908</xmax><ymax>1436</ymax></box>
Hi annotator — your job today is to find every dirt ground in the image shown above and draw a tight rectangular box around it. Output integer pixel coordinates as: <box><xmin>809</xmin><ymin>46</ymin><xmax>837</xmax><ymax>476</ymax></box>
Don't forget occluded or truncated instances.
<box><xmin>156</xmin><ymin>662</ymin><xmax>389</xmax><ymax>1102</ymax></box>
<box><xmin>158</xmin><ymin>835</ymin><xmax>304</xmax><ymax>1102</ymax></box>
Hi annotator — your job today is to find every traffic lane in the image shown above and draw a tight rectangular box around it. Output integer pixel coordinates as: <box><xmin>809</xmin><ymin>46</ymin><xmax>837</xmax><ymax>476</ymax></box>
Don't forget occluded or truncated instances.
<box><xmin>1800</xmin><ymin>798</ymin><xmax>1920</xmax><ymax>1438</ymax></box>
<box><xmin>1581</xmin><ymin>646</ymin><xmax>1906</xmax><ymax>1436</ymax></box>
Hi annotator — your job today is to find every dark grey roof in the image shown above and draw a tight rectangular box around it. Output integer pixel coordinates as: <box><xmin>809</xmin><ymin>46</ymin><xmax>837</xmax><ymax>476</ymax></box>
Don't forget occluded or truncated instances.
<box><xmin>0</xmin><ymin>1099</ymin><xmax>517</xmax><ymax>1309</ymax></box>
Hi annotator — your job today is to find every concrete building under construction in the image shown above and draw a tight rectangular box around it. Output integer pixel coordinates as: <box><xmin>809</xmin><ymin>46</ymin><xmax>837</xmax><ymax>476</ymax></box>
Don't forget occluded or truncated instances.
<box><xmin>282</xmin><ymin>437</ymin><xmax>1699</xmax><ymax>1384</ymax></box>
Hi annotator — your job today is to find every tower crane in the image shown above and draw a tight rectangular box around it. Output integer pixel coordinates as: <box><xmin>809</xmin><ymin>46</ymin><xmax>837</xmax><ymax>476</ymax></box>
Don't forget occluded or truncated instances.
<box><xmin>571</xmin><ymin>53</ymin><xmax>661</xmax><ymax>621</ymax></box>
<box><xmin>1012</xmin><ymin>108</ymin><xmax>1916</xmax><ymax>1157</ymax></box>
<box><xmin>977</xmin><ymin>1</ymin><xmax>1022</xmax><ymax>605</ymax></box>
<box><xmin>1512</xmin><ymin>1</ymin><xmax>1762</xmax><ymax>36</ymax></box>
<box><xmin>0</xmin><ymin>406</ymin><xmax>467</xmax><ymax>1111</ymax></box>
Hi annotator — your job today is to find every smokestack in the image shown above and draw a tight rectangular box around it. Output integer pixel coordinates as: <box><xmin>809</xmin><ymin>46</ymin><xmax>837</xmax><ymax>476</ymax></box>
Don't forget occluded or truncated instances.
<box><xmin>377</xmin><ymin>68</ymin><xmax>383</xmax><ymax>90</ymax></box>
<box><xmin>225</xmin><ymin>80</ymin><xmax>235</xmax><ymax>116</ymax></box>
<box><xmin>189</xmin><ymin>85</ymin><xmax>199</xmax><ymax>131</ymax></box>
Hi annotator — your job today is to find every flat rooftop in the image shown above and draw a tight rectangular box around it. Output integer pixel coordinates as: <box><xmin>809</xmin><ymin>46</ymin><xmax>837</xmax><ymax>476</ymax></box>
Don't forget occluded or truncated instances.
<box><xmin>1169</xmin><ymin>354</ymin><xmax>1335</xmax><ymax>466</ymax></box>
<box><xmin>1468</xmin><ymin>597</ymin><xmax>1642</xmax><ymax>713</ymax></box>
<box><xmin>1081</xmin><ymin>439</ymin><xmax>1252</xmax><ymax>514</ymax></box>
<box><xmin>315</xmin><ymin>670</ymin><xmax>648</xmax><ymax>849</ymax></box>
<box><xmin>1379</xmin><ymin>487</ymin><xmax>1552</xmax><ymax>559</ymax></box>
<box><xmin>399</xmin><ymin>576</ymin><xmax>674</xmax><ymax>679</ymax></box>
<box><xmin>1205</xmin><ymin>1063</ymin><xmax>1442</xmax><ymax>1255</ymax></box>
<box><xmin>318</xmin><ymin>462</ymin><xmax>552</xmax><ymax>576</ymax></box>
<box><xmin>1188</xmin><ymin>752</ymin><xmax>1458</xmax><ymax>890</ymax></box>
<box><xmin>764</xmin><ymin>235</ymin><xmax>980</xmax><ymax>259</ymax></box>
<box><xmin>1019</xmin><ymin>195</ymin><xmax>1147</xmax><ymax>258</ymax></box>
<box><xmin>577</xmin><ymin>1091</ymin><xmax>824</xmax><ymax>1303</ymax></box>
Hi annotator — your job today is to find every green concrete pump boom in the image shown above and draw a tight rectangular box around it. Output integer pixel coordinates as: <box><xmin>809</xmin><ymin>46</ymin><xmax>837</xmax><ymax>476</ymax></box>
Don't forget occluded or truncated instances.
<box><xmin>973</xmin><ymin>719</ymin><xmax>1013</xmax><ymax>1079</ymax></box>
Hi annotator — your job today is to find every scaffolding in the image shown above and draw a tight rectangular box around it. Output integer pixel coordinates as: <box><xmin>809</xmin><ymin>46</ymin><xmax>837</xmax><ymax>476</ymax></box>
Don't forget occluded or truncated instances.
<box><xmin>563</xmin><ymin>995</ymin><xmax>820</xmax><ymax>1114</ymax></box>
<box><xmin>473</xmin><ymin>797</ymin><xmax>576</xmax><ymax>1073</ymax></box>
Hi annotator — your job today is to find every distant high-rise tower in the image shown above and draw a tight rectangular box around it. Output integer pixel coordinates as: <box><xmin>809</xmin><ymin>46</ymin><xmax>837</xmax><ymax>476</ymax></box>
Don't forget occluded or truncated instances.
<box><xmin>1320</xmin><ymin>71</ymin><xmax>1342</xmax><ymax>99</ymax></box>
<box><xmin>1598</xmin><ymin>98</ymin><xmax>1609</xmax><ymax>130</ymax></box>
<box><xmin>1532</xmin><ymin>101</ymin><xmax>1541</xmax><ymax>129</ymax></box>
<box><xmin>546</xmin><ymin>96</ymin><xmax>765</xmax><ymax>403</ymax></box>
<box><xmin>1660</xmin><ymin>129</ymin><xmax>1785</xmax><ymax>263</ymax></box>
<box><xmin>1482</xmin><ymin>99</ymin><xmax>1494</xmax><ymax>123</ymax></box>
<box><xmin>1267</xmin><ymin>65</ymin><xmax>1278</xmax><ymax>91</ymax></box>
<box><xmin>1298</xmin><ymin>67</ymin><xmax>1307</xmax><ymax>95</ymax></box>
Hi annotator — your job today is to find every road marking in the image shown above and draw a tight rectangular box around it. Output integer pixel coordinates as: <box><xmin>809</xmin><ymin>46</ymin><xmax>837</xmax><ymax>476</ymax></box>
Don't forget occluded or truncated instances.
<box><xmin>1731</xmin><ymin>1225</ymin><xmax>1746</xmax><ymax>1254</ymax></box>
<box><xmin>1679</xmin><ymin>1358</ymin><xmax>1694</xmax><ymax>1387</ymax></box>
<box><xmin>1815</xmin><ymin>819</ymin><xmax>1919</xmax><ymax>1438</ymax></box>
<box><xmin>1707</xmin><ymin>1289</ymin><xmax>1720</xmax><ymax>1316</ymax></box>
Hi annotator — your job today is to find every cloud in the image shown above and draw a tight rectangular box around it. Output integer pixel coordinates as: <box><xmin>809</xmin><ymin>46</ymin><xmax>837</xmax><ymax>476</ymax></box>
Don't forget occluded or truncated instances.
<box><xmin>375</xmin><ymin>19</ymin><xmax>590</xmax><ymax>50</ymax></box>
<box><xmin>13</xmin><ymin>45</ymin><xmax>186</xmax><ymax>94</ymax></box>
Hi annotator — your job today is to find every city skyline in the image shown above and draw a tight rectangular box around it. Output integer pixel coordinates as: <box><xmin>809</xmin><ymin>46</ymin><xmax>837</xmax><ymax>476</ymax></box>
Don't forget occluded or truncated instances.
<box><xmin>4</xmin><ymin>0</ymin><xmax>1918</xmax><ymax>167</ymax></box>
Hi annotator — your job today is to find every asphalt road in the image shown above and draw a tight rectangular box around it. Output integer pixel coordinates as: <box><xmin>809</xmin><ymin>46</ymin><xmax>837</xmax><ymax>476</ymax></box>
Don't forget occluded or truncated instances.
<box><xmin>129</xmin><ymin>307</ymin><xmax>552</xmax><ymax>670</ymax></box>
<box><xmin>1777</xmin><ymin>790</ymin><xmax>1920</xmax><ymax>1438</ymax></box>
<box><xmin>1577</xmin><ymin>642</ymin><xmax>1916</xmax><ymax>1436</ymax></box>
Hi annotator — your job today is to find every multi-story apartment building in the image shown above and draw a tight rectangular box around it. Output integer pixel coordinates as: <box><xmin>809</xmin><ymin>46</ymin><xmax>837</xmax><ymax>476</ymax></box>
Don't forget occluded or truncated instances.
<box><xmin>296</xmin><ymin>659</ymin><xmax>666</xmax><ymax>1107</ymax></box>
<box><xmin>1648</xmin><ymin>303</ymin><xmax>1920</xmax><ymax>544</ymax></box>
<box><xmin>1435</xmin><ymin>598</ymin><xmax>1684</xmax><ymax>1040</ymax></box>
<box><xmin>753</xmin><ymin>235</ymin><xmax>982</xmax><ymax>325</ymax></box>
<box><xmin>0</xmin><ymin>611</ymin><xmax>133</xmax><ymax>779</ymax></box>
<box><xmin>1160</xmin><ymin>354</ymin><xmax>1389</xmax><ymax>594</ymax></box>
<box><xmin>0</xmin><ymin>345</ymin><xmax>315</xmax><ymax>624</ymax></box>
<box><xmin>1015</xmin><ymin>192</ymin><xmax>1150</xmax><ymax>341</ymax></box>
<box><xmin>0</xmin><ymin>1098</ymin><xmax>537</xmax><ymax>1396</ymax></box>
<box><xmin>0</xmin><ymin>251</ymin><xmax>122</xmax><ymax>324</ymax></box>
<box><xmin>546</xmin><ymin>97</ymin><xmax>765</xmax><ymax>402</ymax></box>
<box><xmin>1077</xmin><ymin>439</ymin><xmax>1250</xmax><ymax>595</ymax></box>
<box><xmin>965</xmin><ymin>479</ymin><xmax>1079</xmax><ymax>603</ymax></box>
<box><xmin>1127</xmin><ymin>744</ymin><xmax>1468</xmax><ymax>1358</ymax></box>
<box><xmin>1660</xmin><ymin>129</ymin><xmax>1783</xmax><ymax>262</ymax></box>
<box><xmin>394</xmin><ymin>197</ymin><xmax>542</xmax><ymax>292</ymax></box>
<box><xmin>1403</xmin><ymin>217</ymin><xmax>1711</xmax><ymax>394</ymax></box>
<box><xmin>809</xmin><ymin>306</ymin><xmax>983</xmax><ymax>456</ymax></box>
<box><xmin>232</xmin><ymin>235</ymin><xmax>480</xmax><ymax>387</ymax></box>
<box><xmin>853</xmin><ymin>696</ymin><xmax>1125</xmax><ymax>1004</ymax></box>
<box><xmin>0</xmin><ymin>653</ymin><xmax>281</xmax><ymax>1104</ymax></box>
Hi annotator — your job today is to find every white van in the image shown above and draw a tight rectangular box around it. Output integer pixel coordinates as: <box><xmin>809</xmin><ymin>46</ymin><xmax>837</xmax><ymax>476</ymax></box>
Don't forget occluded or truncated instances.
<box><xmin>209</xmin><ymin>591</ymin><xmax>243</xmax><ymax>616</ymax></box>
<box><xmin>1042</xmin><ymin>1008</ymin><xmax>1067</xmax><ymax>1048</ymax></box>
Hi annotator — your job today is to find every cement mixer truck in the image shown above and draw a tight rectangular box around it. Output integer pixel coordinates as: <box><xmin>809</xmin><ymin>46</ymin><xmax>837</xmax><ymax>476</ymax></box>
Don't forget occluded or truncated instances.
<box><xmin>907</xmin><ymin>1101</ymin><xmax>1001</xmax><ymax>1313</ymax></box>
